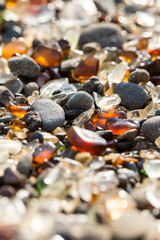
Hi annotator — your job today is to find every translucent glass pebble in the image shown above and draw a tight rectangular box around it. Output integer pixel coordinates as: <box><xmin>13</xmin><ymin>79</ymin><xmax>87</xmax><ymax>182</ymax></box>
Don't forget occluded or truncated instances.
<box><xmin>108</xmin><ymin>61</ymin><xmax>128</xmax><ymax>84</ymax></box>
<box><xmin>145</xmin><ymin>180</ymin><xmax>160</xmax><ymax>208</ymax></box>
<box><xmin>96</xmin><ymin>94</ymin><xmax>121</xmax><ymax>112</ymax></box>
<box><xmin>152</xmin><ymin>85</ymin><xmax>160</xmax><ymax>104</ymax></box>
<box><xmin>127</xmin><ymin>109</ymin><xmax>148</xmax><ymax>121</ymax></box>
<box><xmin>143</xmin><ymin>160</ymin><xmax>160</xmax><ymax>178</ymax></box>
<box><xmin>0</xmin><ymin>139</ymin><xmax>22</xmax><ymax>155</ymax></box>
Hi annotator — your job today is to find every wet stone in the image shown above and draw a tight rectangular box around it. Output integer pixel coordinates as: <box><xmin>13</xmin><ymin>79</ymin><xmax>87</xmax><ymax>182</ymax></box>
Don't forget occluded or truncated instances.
<box><xmin>114</xmin><ymin>82</ymin><xmax>148</xmax><ymax>110</ymax></box>
<box><xmin>31</xmin><ymin>99</ymin><xmax>65</xmax><ymax>131</ymax></box>
<box><xmin>23</xmin><ymin>111</ymin><xmax>41</xmax><ymax>131</ymax></box>
<box><xmin>66</xmin><ymin>91</ymin><xmax>94</xmax><ymax>111</ymax></box>
<box><xmin>8</xmin><ymin>55</ymin><xmax>40</xmax><ymax>78</ymax></box>
<box><xmin>128</xmin><ymin>69</ymin><xmax>150</xmax><ymax>84</ymax></box>
<box><xmin>78</xmin><ymin>23</ymin><xmax>123</xmax><ymax>49</ymax></box>
<box><xmin>141</xmin><ymin>116</ymin><xmax>160</xmax><ymax>144</ymax></box>
<box><xmin>0</xmin><ymin>86</ymin><xmax>15</xmax><ymax>107</ymax></box>
<box><xmin>24</xmin><ymin>82</ymin><xmax>39</xmax><ymax>97</ymax></box>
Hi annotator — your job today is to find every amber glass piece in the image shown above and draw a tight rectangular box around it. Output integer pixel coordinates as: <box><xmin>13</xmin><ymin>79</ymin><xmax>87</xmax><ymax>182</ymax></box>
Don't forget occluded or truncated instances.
<box><xmin>91</xmin><ymin>109</ymin><xmax>126</xmax><ymax>129</ymax></box>
<box><xmin>30</xmin><ymin>0</ymin><xmax>47</xmax><ymax>5</ymax></box>
<box><xmin>6</xmin><ymin>0</ymin><xmax>17</xmax><ymax>8</ymax></box>
<box><xmin>148</xmin><ymin>48</ymin><xmax>160</xmax><ymax>60</ymax></box>
<box><xmin>137</xmin><ymin>37</ymin><xmax>148</xmax><ymax>50</ymax></box>
<box><xmin>10</xmin><ymin>119</ymin><xmax>26</xmax><ymax>130</ymax></box>
<box><xmin>33</xmin><ymin>143</ymin><xmax>57</xmax><ymax>164</ymax></box>
<box><xmin>2</xmin><ymin>38</ymin><xmax>28</xmax><ymax>60</ymax></box>
<box><xmin>58</xmin><ymin>39</ymin><xmax>71</xmax><ymax>59</ymax></box>
<box><xmin>32</xmin><ymin>44</ymin><xmax>63</xmax><ymax>67</ymax></box>
<box><xmin>105</xmin><ymin>117</ymin><xmax>139</xmax><ymax>135</ymax></box>
<box><xmin>5</xmin><ymin>101</ymin><xmax>30</xmax><ymax>118</ymax></box>
<box><xmin>119</xmin><ymin>50</ymin><xmax>138</xmax><ymax>64</ymax></box>
<box><xmin>73</xmin><ymin>57</ymin><xmax>99</xmax><ymax>82</ymax></box>
<box><xmin>67</xmin><ymin>126</ymin><xmax>107</xmax><ymax>155</ymax></box>
<box><xmin>7</xmin><ymin>129</ymin><xmax>16</xmax><ymax>140</ymax></box>
<box><xmin>112</xmin><ymin>155</ymin><xmax>124</xmax><ymax>165</ymax></box>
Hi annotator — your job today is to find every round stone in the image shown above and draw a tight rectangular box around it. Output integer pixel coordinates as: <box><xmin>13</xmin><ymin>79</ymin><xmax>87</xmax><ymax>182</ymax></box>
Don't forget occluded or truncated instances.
<box><xmin>8</xmin><ymin>55</ymin><xmax>40</xmax><ymax>78</ymax></box>
<box><xmin>141</xmin><ymin>116</ymin><xmax>160</xmax><ymax>143</ymax></box>
<box><xmin>0</xmin><ymin>86</ymin><xmax>15</xmax><ymax>107</ymax></box>
<box><xmin>78</xmin><ymin>23</ymin><xmax>123</xmax><ymax>49</ymax></box>
<box><xmin>24</xmin><ymin>82</ymin><xmax>39</xmax><ymax>97</ymax></box>
<box><xmin>30</xmin><ymin>99</ymin><xmax>65</xmax><ymax>131</ymax></box>
<box><xmin>66</xmin><ymin>91</ymin><xmax>93</xmax><ymax>110</ymax></box>
<box><xmin>128</xmin><ymin>69</ymin><xmax>150</xmax><ymax>84</ymax></box>
<box><xmin>114</xmin><ymin>82</ymin><xmax>148</xmax><ymax>110</ymax></box>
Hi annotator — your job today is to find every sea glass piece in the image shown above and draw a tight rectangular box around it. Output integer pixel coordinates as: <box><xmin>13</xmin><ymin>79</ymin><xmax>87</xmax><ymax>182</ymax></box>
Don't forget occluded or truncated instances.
<box><xmin>5</xmin><ymin>101</ymin><xmax>29</xmax><ymax>118</ymax></box>
<box><xmin>96</xmin><ymin>94</ymin><xmax>121</xmax><ymax>112</ymax></box>
<box><xmin>33</xmin><ymin>142</ymin><xmax>57</xmax><ymax>164</ymax></box>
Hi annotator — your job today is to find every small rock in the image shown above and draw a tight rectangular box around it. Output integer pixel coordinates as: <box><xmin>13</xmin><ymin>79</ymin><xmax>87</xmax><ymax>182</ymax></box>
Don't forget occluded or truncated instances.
<box><xmin>3</xmin><ymin>25</ymin><xmax>22</xmax><ymax>42</ymax></box>
<box><xmin>0</xmin><ymin>86</ymin><xmax>15</xmax><ymax>107</ymax></box>
<box><xmin>117</xmin><ymin>129</ymin><xmax>137</xmax><ymax>142</ymax></box>
<box><xmin>30</xmin><ymin>131</ymin><xmax>44</xmax><ymax>143</ymax></box>
<box><xmin>128</xmin><ymin>69</ymin><xmax>150</xmax><ymax>84</ymax></box>
<box><xmin>66</xmin><ymin>91</ymin><xmax>93</xmax><ymax>110</ymax></box>
<box><xmin>0</xmin><ymin>185</ymin><xmax>15</xmax><ymax>198</ymax></box>
<box><xmin>65</xmin><ymin>109</ymin><xmax>85</xmax><ymax>120</ymax></box>
<box><xmin>31</xmin><ymin>99</ymin><xmax>65</xmax><ymax>131</ymax></box>
<box><xmin>155</xmin><ymin>109</ymin><xmax>160</xmax><ymax>116</ymax></box>
<box><xmin>5</xmin><ymin>78</ymin><xmax>23</xmax><ymax>94</ymax></box>
<box><xmin>81</xmin><ymin>76</ymin><xmax>100</xmax><ymax>93</ymax></box>
<box><xmin>23</xmin><ymin>111</ymin><xmax>42</xmax><ymax>131</ymax></box>
<box><xmin>24</xmin><ymin>82</ymin><xmax>39</xmax><ymax>97</ymax></box>
<box><xmin>0</xmin><ymin>115</ymin><xmax>11</xmax><ymax>123</ymax></box>
<box><xmin>17</xmin><ymin>153</ymin><xmax>32</xmax><ymax>176</ymax></box>
<box><xmin>117</xmin><ymin>141</ymin><xmax>131</xmax><ymax>152</ymax></box>
<box><xmin>3</xmin><ymin>168</ymin><xmax>24</xmax><ymax>188</ymax></box>
<box><xmin>82</xmin><ymin>42</ymin><xmax>101</xmax><ymax>53</ymax></box>
<box><xmin>141</xmin><ymin>116</ymin><xmax>160</xmax><ymax>144</ymax></box>
<box><xmin>78</xmin><ymin>23</ymin><xmax>123</xmax><ymax>49</ymax></box>
<box><xmin>8</xmin><ymin>55</ymin><xmax>40</xmax><ymax>78</ymax></box>
<box><xmin>96</xmin><ymin>130</ymin><xmax>113</xmax><ymax>140</ymax></box>
<box><xmin>114</xmin><ymin>82</ymin><xmax>148</xmax><ymax>110</ymax></box>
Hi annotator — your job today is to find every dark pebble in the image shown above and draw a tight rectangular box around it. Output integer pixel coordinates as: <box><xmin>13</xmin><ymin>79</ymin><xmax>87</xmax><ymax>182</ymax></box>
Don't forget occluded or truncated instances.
<box><xmin>117</xmin><ymin>129</ymin><xmax>137</xmax><ymax>142</ymax></box>
<box><xmin>66</xmin><ymin>91</ymin><xmax>93</xmax><ymax>111</ymax></box>
<box><xmin>78</xmin><ymin>23</ymin><xmax>123</xmax><ymax>49</ymax></box>
<box><xmin>128</xmin><ymin>69</ymin><xmax>150</xmax><ymax>84</ymax></box>
<box><xmin>0</xmin><ymin>185</ymin><xmax>15</xmax><ymax>198</ymax></box>
<box><xmin>0</xmin><ymin>115</ymin><xmax>11</xmax><ymax>123</ymax></box>
<box><xmin>8</xmin><ymin>55</ymin><xmax>40</xmax><ymax>78</ymax></box>
<box><xmin>24</xmin><ymin>82</ymin><xmax>39</xmax><ymax>97</ymax></box>
<box><xmin>96</xmin><ymin>130</ymin><xmax>113</xmax><ymax>140</ymax></box>
<box><xmin>155</xmin><ymin>109</ymin><xmax>160</xmax><ymax>116</ymax></box>
<box><xmin>3</xmin><ymin>25</ymin><xmax>22</xmax><ymax>42</ymax></box>
<box><xmin>31</xmin><ymin>99</ymin><xmax>65</xmax><ymax>131</ymax></box>
<box><xmin>114</xmin><ymin>82</ymin><xmax>148</xmax><ymax>110</ymax></box>
<box><xmin>80</xmin><ymin>76</ymin><xmax>100</xmax><ymax>93</ymax></box>
<box><xmin>3</xmin><ymin>168</ymin><xmax>25</xmax><ymax>188</ymax></box>
<box><xmin>0</xmin><ymin>86</ymin><xmax>15</xmax><ymax>107</ymax></box>
<box><xmin>23</xmin><ymin>111</ymin><xmax>42</xmax><ymax>131</ymax></box>
<box><xmin>65</xmin><ymin>109</ymin><xmax>84</xmax><ymax>120</ymax></box>
<box><xmin>117</xmin><ymin>141</ymin><xmax>131</xmax><ymax>152</ymax></box>
<box><xmin>17</xmin><ymin>153</ymin><xmax>32</xmax><ymax>177</ymax></box>
<box><xmin>141</xmin><ymin>116</ymin><xmax>160</xmax><ymax>144</ymax></box>
<box><xmin>30</xmin><ymin>131</ymin><xmax>44</xmax><ymax>143</ymax></box>
<box><xmin>5</xmin><ymin>78</ymin><xmax>23</xmax><ymax>94</ymax></box>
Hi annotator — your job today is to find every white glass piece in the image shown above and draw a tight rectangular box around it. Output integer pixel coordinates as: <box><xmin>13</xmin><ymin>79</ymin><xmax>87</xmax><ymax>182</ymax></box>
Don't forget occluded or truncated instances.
<box><xmin>127</xmin><ymin>109</ymin><xmax>148</xmax><ymax>121</ymax></box>
<box><xmin>108</xmin><ymin>61</ymin><xmax>128</xmax><ymax>84</ymax></box>
<box><xmin>144</xmin><ymin>160</ymin><xmax>160</xmax><ymax>178</ymax></box>
<box><xmin>96</xmin><ymin>94</ymin><xmax>121</xmax><ymax>112</ymax></box>
<box><xmin>152</xmin><ymin>85</ymin><xmax>160</xmax><ymax>104</ymax></box>
<box><xmin>0</xmin><ymin>139</ymin><xmax>22</xmax><ymax>155</ymax></box>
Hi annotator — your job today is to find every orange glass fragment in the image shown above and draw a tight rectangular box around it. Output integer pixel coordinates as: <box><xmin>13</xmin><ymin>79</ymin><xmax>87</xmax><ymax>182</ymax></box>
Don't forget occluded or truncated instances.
<box><xmin>10</xmin><ymin>119</ymin><xmax>26</xmax><ymax>130</ymax></box>
<box><xmin>67</xmin><ymin>126</ymin><xmax>107</xmax><ymax>155</ymax></box>
<box><xmin>33</xmin><ymin>143</ymin><xmax>57</xmax><ymax>164</ymax></box>
<box><xmin>92</xmin><ymin>109</ymin><xmax>126</xmax><ymax>129</ymax></box>
<box><xmin>58</xmin><ymin>39</ymin><xmax>71</xmax><ymax>59</ymax></box>
<box><xmin>137</xmin><ymin>37</ymin><xmax>149</xmax><ymax>50</ymax></box>
<box><xmin>32</xmin><ymin>44</ymin><xmax>63</xmax><ymax>67</ymax></box>
<box><xmin>6</xmin><ymin>0</ymin><xmax>16</xmax><ymax>8</ymax></box>
<box><xmin>30</xmin><ymin>0</ymin><xmax>47</xmax><ymax>5</ymax></box>
<box><xmin>113</xmin><ymin>155</ymin><xmax>124</xmax><ymax>165</ymax></box>
<box><xmin>148</xmin><ymin>48</ymin><xmax>160</xmax><ymax>60</ymax></box>
<box><xmin>5</xmin><ymin>101</ymin><xmax>30</xmax><ymax>118</ymax></box>
<box><xmin>73</xmin><ymin>57</ymin><xmax>99</xmax><ymax>82</ymax></box>
<box><xmin>119</xmin><ymin>50</ymin><xmax>138</xmax><ymax>64</ymax></box>
<box><xmin>2</xmin><ymin>38</ymin><xmax>28</xmax><ymax>60</ymax></box>
<box><xmin>105</xmin><ymin>117</ymin><xmax>139</xmax><ymax>135</ymax></box>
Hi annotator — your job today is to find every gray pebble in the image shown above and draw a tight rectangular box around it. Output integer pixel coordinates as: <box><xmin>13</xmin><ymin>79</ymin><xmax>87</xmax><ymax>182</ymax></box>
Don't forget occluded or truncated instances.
<box><xmin>30</xmin><ymin>131</ymin><xmax>44</xmax><ymax>143</ymax></box>
<box><xmin>114</xmin><ymin>82</ymin><xmax>148</xmax><ymax>110</ymax></box>
<box><xmin>31</xmin><ymin>99</ymin><xmax>65</xmax><ymax>131</ymax></box>
<box><xmin>24</xmin><ymin>82</ymin><xmax>38</xmax><ymax>97</ymax></box>
<box><xmin>3</xmin><ymin>168</ymin><xmax>24</xmax><ymax>187</ymax></box>
<box><xmin>128</xmin><ymin>69</ymin><xmax>150</xmax><ymax>84</ymax></box>
<box><xmin>81</xmin><ymin>76</ymin><xmax>99</xmax><ymax>94</ymax></box>
<box><xmin>5</xmin><ymin>78</ymin><xmax>23</xmax><ymax>94</ymax></box>
<box><xmin>66</xmin><ymin>91</ymin><xmax>93</xmax><ymax>110</ymax></box>
<box><xmin>155</xmin><ymin>109</ymin><xmax>160</xmax><ymax>116</ymax></box>
<box><xmin>17</xmin><ymin>153</ymin><xmax>32</xmax><ymax>177</ymax></box>
<box><xmin>8</xmin><ymin>55</ymin><xmax>40</xmax><ymax>78</ymax></box>
<box><xmin>23</xmin><ymin>111</ymin><xmax>41</xmax><ymax>131</ymax></box>
<box><xmin>78</xmin><ymin>23</ymin><xmax>123</xmax><ymax>49</ymax></box>
<box><xmin>0</xmin><ymin>86</ymin><xmax>15</xmax><ymax>107</ymax></box>
<box><xmin>117</xmin><ymin>129</ymin><xmax>137</xmax><ymax>142</ymax></box>
<box><xmin>141</xmin><ymin>116</ymin><xmax>160</xmax><ymax>144</ymax></box>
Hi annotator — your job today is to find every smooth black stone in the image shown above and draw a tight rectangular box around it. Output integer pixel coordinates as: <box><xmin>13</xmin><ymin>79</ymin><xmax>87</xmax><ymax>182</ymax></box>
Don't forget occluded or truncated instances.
<box><xmin>30</xmin><ymin>131</ymin><xmax>44</xmax><ymax>143</ymax></box>
<box><xmin>96</xmin><ymin>130</ymin><xmax>113</xmax><ymax>140</ymax></box>
<box><xmin>65</xmin><ymin>109</ymin><xmax>84</xmax><ymax>120</ymax></box>
<box><xmin>117</xmin><ymin>141</ymin><xmax>131</xmax><ymax>152</ymax></box>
